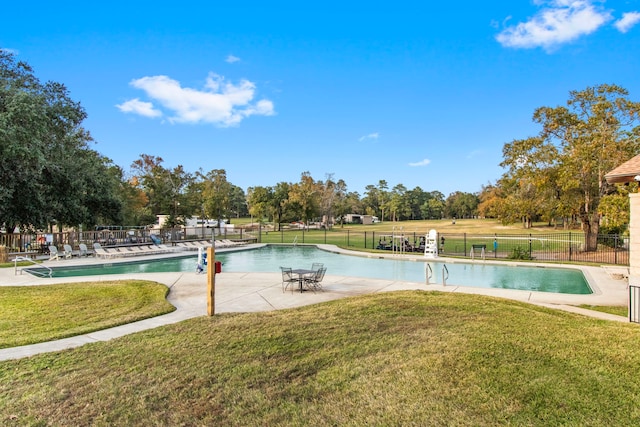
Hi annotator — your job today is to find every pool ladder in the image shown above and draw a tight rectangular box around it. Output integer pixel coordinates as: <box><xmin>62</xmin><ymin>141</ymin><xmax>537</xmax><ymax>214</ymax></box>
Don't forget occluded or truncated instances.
<box><xmin>425</xmin><ymin>263</ymin><xmax>449</xmax><ymax>286</ymax></box>
<box><xmin>442</xmin><ymin>264</ymin><xmax>449</xmax><ymax>286</ymax></box>
<box><xmin>14</xmin><ymin>256</ymin><xmax>52</xmax><ymax>278</ymax></box>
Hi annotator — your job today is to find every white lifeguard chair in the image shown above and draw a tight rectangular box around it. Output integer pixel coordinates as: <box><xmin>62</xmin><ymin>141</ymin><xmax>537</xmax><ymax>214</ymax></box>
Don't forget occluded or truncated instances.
<box><xmin>424</xmin><ymin>229</ymin><xmax>438</xmax><ymax>258</ymax></box>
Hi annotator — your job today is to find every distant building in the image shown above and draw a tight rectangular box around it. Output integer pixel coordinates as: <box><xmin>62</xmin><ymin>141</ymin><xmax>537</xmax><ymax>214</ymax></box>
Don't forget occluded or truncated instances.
<box><xmin>345</xmin><ymin>214</ymin><xmax>374</xmax><ymax>225</ymax></box>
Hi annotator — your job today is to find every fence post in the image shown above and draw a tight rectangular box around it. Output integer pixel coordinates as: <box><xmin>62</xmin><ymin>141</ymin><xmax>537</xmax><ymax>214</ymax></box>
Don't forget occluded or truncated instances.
<box><xmin>347</xmin><ymin>229</ymin><xmax>350</xmax><ymax>247</ymax></box>
<box><xmin>615</xmin><ymin>234</ymin><xmax>618</xmax><ymax>265</ymax></box>
<box><xmin>324</xmin><ymin>227</ymin><xmax>327</xmax><ymax>244</ymax></box>
<box><xmin>529</xmin><ymin>234</ymin><xmax>532</xmax><ymax>258</ymax></box>
<box><xmin>569</xmin><ymin>232</ymin><xmax>572</xmax><ymax>261</ymax></box>
<box><xmin>464</xmin><ymin>233</ymin><xmax>467</xmax><ymax>257</ymax></box>
<box><xmin>365</xmin><ymin>231</ymin><xmax>367</xmax><ymax>249</ymax></box>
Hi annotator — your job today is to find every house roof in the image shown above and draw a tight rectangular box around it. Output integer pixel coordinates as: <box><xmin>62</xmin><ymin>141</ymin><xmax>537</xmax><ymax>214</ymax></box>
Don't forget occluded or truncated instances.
<box><xmin>605</xmin><ymin>154</ymin><xmax>640</xmax><ymax>184</ymax></box>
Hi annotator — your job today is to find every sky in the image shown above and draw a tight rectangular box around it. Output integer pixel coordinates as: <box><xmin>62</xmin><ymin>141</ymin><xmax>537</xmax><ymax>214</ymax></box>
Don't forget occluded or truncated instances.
<box><xmin>2</xmin><ymin>1</ymin><xmax>640</xmax><ymax>197</ymax></box>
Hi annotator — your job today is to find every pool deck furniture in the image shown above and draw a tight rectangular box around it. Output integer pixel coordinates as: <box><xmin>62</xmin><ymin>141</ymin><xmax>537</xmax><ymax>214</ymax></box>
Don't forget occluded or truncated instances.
<box><xmin>292</xmin><ymin>268</ymin><xmax>315</xmax><ymax>293</ymax></box>
<box><xmin>280</xmin><ymin>267</ymin><xmax>298</xmax><ymax>293</ymax></box>
<box><xmin>62</xmin><ymin>245</ymin><xmax>74</xmax><ymax>259</ymax></box>
<box><xmin>93</xmin><ymin>243</ymin><xmax>118</xmax><ymax>259</ymax></box>
<box><xmin>78</xmin><ymin>243</ymin><xmax>92</xmax><ymax>257</ymax></box>
<box><xmin>304</xmin><ymin>267</ymin><xmax>327</xmax><ymax>292</ymax></box>
<box><xmin>48</xmin><ymin>246</ymin><xmax>60</xmax><ymax>261</ymax></box>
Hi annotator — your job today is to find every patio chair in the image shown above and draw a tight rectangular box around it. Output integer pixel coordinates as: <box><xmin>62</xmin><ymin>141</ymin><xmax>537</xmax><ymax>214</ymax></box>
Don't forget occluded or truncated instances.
<box><xmin>63</xmin><ymin>244</ymin><xmax>74</xmax><ymax>258</ymax></box>
<box><xmin>304</xmin><ymin>267</ymin><xmax>327</xmax><ymax>292</ymax></box>
<box><xmin>311</xmin><ymin>262</ymin><xmax>324</xmax><ymax>271</ymax></box>
<box><xmin>48</xmin><ymin>245</ymin><xmax>60</xmax><ymax>261</ymax></box>
<box><xmin>78</xmin><ymin>243</ymin><xmax>92</xmax><ymax>257</ymax></box>
<box><xmin>280</xmin><ymin>267</ymin><xmax>298</xmax><ymax>293</ymax></box>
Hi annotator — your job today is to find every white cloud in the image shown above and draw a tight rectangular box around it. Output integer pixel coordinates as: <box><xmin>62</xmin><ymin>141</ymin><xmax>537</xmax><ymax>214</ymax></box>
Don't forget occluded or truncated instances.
<box><xmin>359</xmin><ymin>132</ymin><xmax>380</xmax><ymax>142</ymax></box>
<box><xmin>615</xmin><ymin>11</ymin><xmax>640</xmax><ymax>33</ymax></box>
<box><xmin>118</xmin><ymin>73</ymin><xmax>275</xmax><ymax>126</ymax></box>
<box><xmin>408</xmin><ymin>158</ymin><xmax>431</xmax><ymax>167</ymax></box>
<box><xmin>496</xmin><ymin>0</ymin><xmax>611</xmax><ymax>50</ymax></box>
<box><xmin>115</xmin><ymin>98</ymin><xmax>162</xmax><ymax>118</ymax></box>
<box><xmin>225</xmin><ymin>54</ymin><xmax>241</xmax><ymax>63</ymax></box>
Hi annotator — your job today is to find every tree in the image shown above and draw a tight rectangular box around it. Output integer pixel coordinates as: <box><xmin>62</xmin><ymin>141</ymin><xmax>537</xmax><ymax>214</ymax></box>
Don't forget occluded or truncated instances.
<box><xmin>113</xmin><ymin>167</ymin><xmax>153</xmax><ymax>226</ymax></box>
<box><xmin>318</xmin><ymin>174</ymin><xmax>347</xmax><ymax>228</ymax></box>
<box><xmin>421</xmin><ymin>191</ymin><xmax>445</xmax><ymax>219</ymax></box>
<box><xmin>388</xmin><ymin>184</ymin><xmax>409</xmax><ymax>221</ymax></box>
<box><xmin>131</xmin><ymin>155</ymin><xmax>194</xmax><ymax>227</ymax></box>
<box><xmin>272</xmin><ymin>182</ymin><xmax>292</xmax><ymax>229</ymax></box>
<box><xmin>599</xmin><ymin>184</ymin><xmax>635</xmax><ymax>233</ymax></box>
<box><xmin>378</xmin><ymin>180</ymin><xmax>389</xmax><ymax>222</ymax></box>
<box><xmin>445</xmin><ymin>192</ymin><xmax>479</xmax><ymax>219</ymax></box>
<box><xmin>477</xmin><ymin>183</ymin><xmax>502</xmax><ymax>219</ymax></box>
<box><xmin>500</xmin><ymin>84</ymin><xmax>640</xmax><ymax>249</ymax></box>
<box><xmin>406</xmin><ymin>187</ymin><xmax>428</xmax><ymax>220</ymax></box>
<box><xmin>0</xmin><ymin>51</ymin><xmax>120</xmax><ymax>231</ymax></box>
<box><xmin>199</xmin><ymin>169</ymin><xmax>232</xmax><ymax>227</ymax></box>
<box><xmin>246</xmin><ymin>186</ymin><xmax>273</xmax><ymax>223</ymax></box>
<box><xmin>228</xmin><ymin>185</ymin><xmax>248</xmax><ymax>218</ymax></box>
<box><xmin>288</xmin><ymin>172</ymin><xmax>320</xmax><ymax>224</ymax></box>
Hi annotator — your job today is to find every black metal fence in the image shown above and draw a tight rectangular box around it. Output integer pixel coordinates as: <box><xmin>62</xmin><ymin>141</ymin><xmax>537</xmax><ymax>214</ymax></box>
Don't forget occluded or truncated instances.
<box><xmin>1</xmin><ymin>226</ymin><xmax>629</xmax><ymax>266</ymax></box>
<box><xmin>256</xmin><ymin>228</ymin><xmax>629</xmax><ymax>266</ymax></box>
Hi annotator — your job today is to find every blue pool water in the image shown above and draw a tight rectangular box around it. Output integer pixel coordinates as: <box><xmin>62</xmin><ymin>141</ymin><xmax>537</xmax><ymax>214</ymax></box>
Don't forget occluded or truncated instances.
<box><xmin>26</xmin><ymin>245</ymin><xmax>592</xmax><ymax>294</ymax></box>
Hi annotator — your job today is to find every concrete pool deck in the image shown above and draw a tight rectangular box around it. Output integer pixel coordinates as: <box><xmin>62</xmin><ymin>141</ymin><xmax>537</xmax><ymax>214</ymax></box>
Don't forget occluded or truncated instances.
<box><xmin>0</xmin><ymin>244</ymin><xmax>632</xmax><ymax>361</ymax></box>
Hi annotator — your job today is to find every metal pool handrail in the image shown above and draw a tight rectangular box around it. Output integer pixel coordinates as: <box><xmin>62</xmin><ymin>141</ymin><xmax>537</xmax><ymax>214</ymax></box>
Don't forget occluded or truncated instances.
<box><xmin>14</xmin><ymin>256</ymin><xmax>52</xmax><ymax>278</ymax></box>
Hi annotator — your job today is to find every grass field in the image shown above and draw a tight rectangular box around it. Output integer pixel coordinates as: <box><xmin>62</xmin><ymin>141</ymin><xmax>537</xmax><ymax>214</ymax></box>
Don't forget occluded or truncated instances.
<box><xmin>1</xmin><ymin>291</ymin><xmax>639</xmax><ymax>425</ymax></box>
<box><xmin>255</xmin><ymin>219</ymin><xmax>575</xmax><ymax>245</ymax></box>
<box><xmin>0</xmin><ymin>281</ymin><xmax>175</xmax><ymax>348</ymax></box>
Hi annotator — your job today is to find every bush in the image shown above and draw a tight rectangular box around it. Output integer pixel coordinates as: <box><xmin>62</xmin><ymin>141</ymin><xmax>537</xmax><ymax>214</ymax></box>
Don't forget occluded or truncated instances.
<box><xmin>507</xmin><ymin>246</ymin><xmax>532</xmax><ymax>260</ymax></box>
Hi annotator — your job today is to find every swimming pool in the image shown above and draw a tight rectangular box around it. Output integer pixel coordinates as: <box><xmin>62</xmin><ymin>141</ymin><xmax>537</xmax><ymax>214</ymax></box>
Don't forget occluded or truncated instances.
<box><xmin>26</xmin><ymin>245</ymin><xmax>592</xmax><ymax>294</ymax></box>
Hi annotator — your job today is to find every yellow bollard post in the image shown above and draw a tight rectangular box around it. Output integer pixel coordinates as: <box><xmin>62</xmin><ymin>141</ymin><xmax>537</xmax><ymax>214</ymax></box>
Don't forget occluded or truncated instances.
<box><xmin>207</xmin><ymin>246</ymin><xmax>215</xmax><ymax>316</ymax></box>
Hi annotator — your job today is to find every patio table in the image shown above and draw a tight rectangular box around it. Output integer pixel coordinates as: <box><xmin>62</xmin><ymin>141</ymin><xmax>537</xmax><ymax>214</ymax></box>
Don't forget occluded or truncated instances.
<box><xmin>291</xmin><ymin>268</ymin><xmax>315</xmax><ymax>293</ymax></box>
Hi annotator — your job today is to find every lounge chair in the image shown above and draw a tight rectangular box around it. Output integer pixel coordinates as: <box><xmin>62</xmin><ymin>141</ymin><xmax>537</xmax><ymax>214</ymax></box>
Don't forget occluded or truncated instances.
<box><xmin>48</xmin><ymin>245</ymin><xmax>60</xmax><ymax>261</ymax></box>
<box><xmin>128</xmin><ymin>246</ymin><xmax>147</xmax><ymax>255</ymax></box>
<box><xmin>93</xmin><ymin>242</ymin><xmax>118</xmax><ymax>259</ymax></box>
<box><xmin>137</xmin><ymin>245</ymin><xmax>161</xmax><ymax>255</ymax></box>
<box><xmin>121</xmin><ymin>246</ymin><xmax>141</xmax><ymax>257</ymax></box>
<box><xmin>155</xmin><ymin>243</ymin><xmax>179</xmax><ymax>253</ymax></box>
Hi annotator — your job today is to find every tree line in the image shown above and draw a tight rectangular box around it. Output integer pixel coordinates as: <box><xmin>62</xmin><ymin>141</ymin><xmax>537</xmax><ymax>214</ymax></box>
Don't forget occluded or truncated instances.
<box><xmin>0</xmin><ymin>52</ymin><xmax>478</xmax><ymax>233</ymax></box>
<box><xmin>3</xmin><ymin>52</ymin><xmax>639</xmax><ymax>251</ymax></box>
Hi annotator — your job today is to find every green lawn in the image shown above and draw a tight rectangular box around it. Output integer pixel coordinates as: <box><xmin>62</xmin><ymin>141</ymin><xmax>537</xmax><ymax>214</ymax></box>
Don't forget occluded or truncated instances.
<box><xmin>0</xmin><ymin>280</ymin><xmax>175</xmax><ymax>348</ymax></box>
<box><xmin>2</xmin><ymin>291</ymin><xmax>640</xmax><ymax>425</ymax></box>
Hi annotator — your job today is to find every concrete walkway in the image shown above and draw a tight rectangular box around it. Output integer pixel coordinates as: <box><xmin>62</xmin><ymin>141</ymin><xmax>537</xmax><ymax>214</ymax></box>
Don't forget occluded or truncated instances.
<box><xmin>0</xmin><ymin>245</ymin><xmax>631</xmax><ymax>361</ymax></box>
